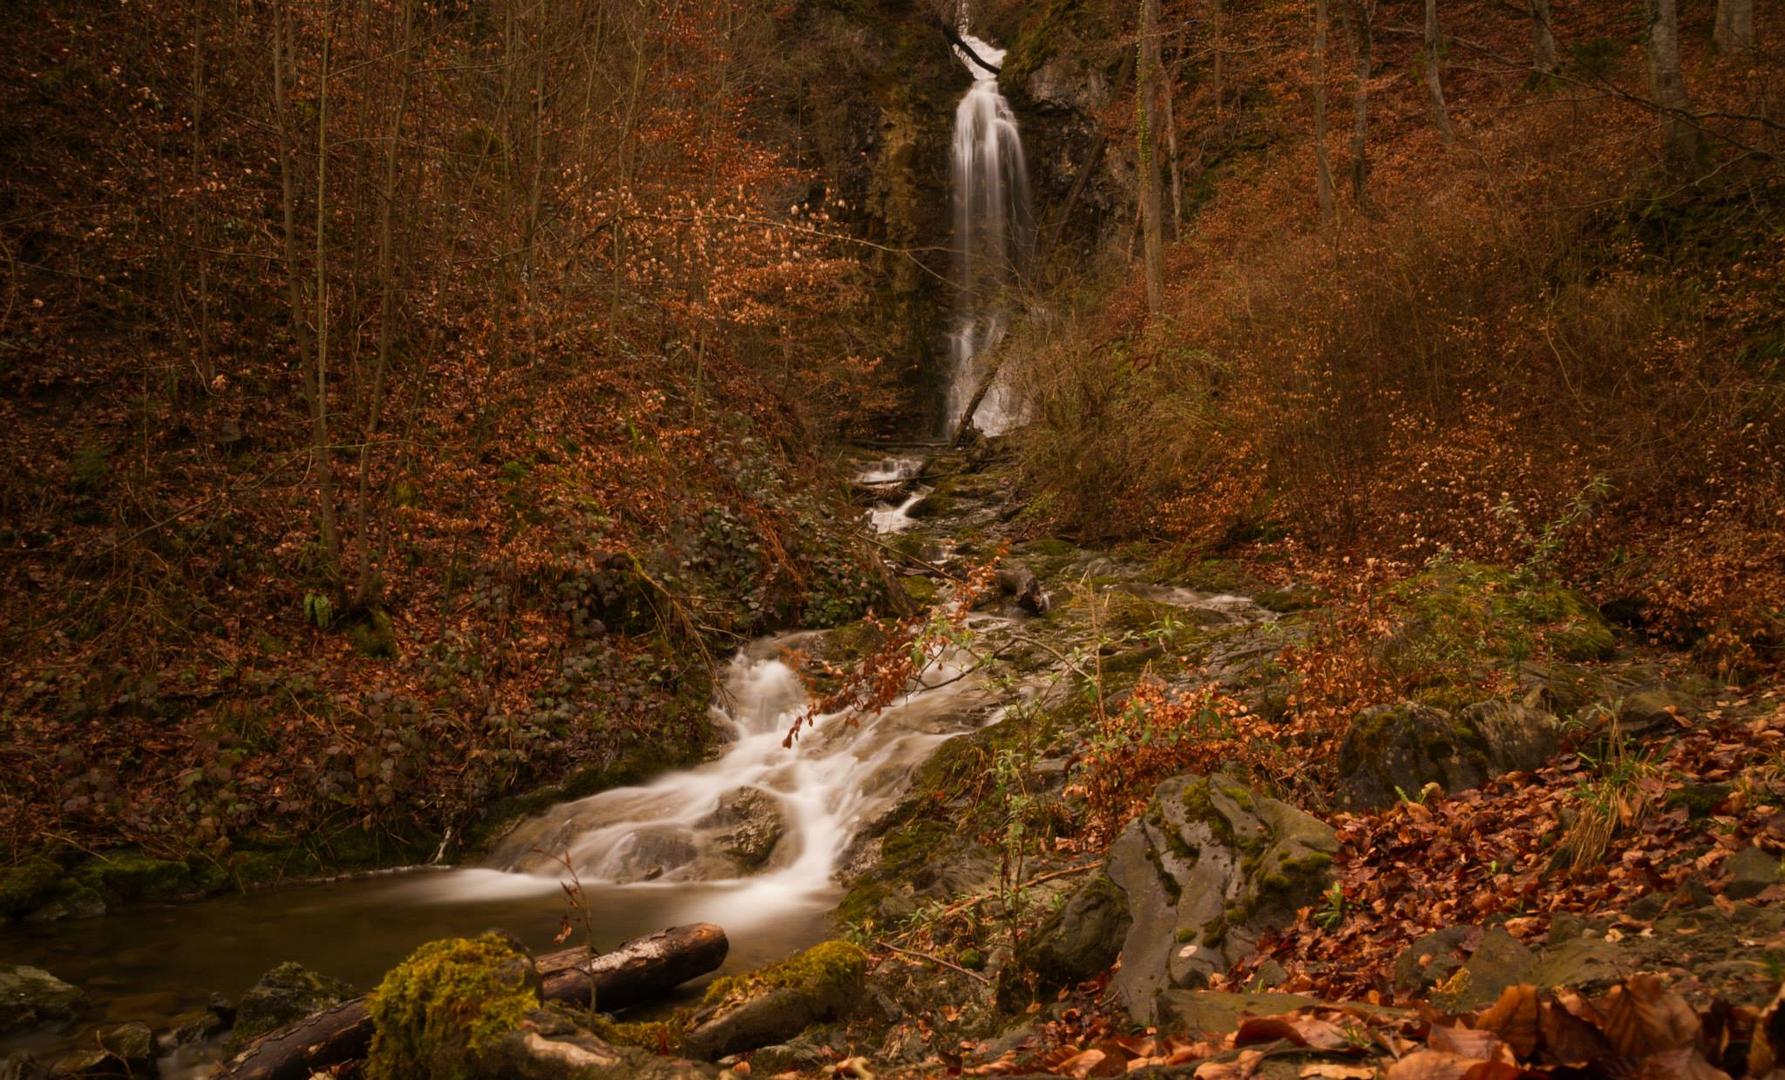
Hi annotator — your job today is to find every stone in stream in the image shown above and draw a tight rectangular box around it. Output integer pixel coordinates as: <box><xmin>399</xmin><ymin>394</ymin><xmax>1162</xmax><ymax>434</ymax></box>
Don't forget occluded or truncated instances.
<box><xmin>0</xmin><ymin>965</ymin><xmax>85</xmax><ymax>1033</ymax></box>
<box><xmin>1335</xmin><ymin>699</ymin><xmax>1561</xmax><ymax>809</ymax></box>
<box><xmin>1107</xmin><ymin>774</ymin><xmax>1337</xmax><ymax>1025</ymax></box>
<box><xmin>696</xmin><ymin>789</ymin><xmax>787</xmax><ymax>871</ymax></box>
<box><xmin>227</xmin><ymin>960</ymin><xmax>353</xmax><ymax>1049</ymax></box>
<box><xmin>46</xmin><ymin>1022</ymin><xmax>154</xmax><ymax>1078</ymax></box>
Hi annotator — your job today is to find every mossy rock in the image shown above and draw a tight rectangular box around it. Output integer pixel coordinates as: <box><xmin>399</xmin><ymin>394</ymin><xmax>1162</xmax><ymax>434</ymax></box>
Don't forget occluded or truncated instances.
<box><xmin>366</xmin><ymin>932</ymin><xmax>541</xmax><ymax>1080</ymax></box>
<box><xmin>1337</xmin><ymin>698</ymin><xmax>1561</xmax><ymax>809</ymax></box>
<box><xmin>0</xmin><ymin>965</ymin><xmax>85</xmax><ymax>1032</ymax></box>
<box><xmin>900</xmin><ymin>574</ymin><xmax>941</xmax><ymax>606</ymax></box>
<box><xmin>680</xmin><ymin>941</ymin><xmax>867</xmax><ymax>1060</ymax></box>
<box><xmin>347</xmin><ymin>609</ymin><xmax>398</xmax><ymax>659</ymax></box>
<box><xmin>1383</xmin><ymin>563</ymin><xmax>1616</xmax><ymax>686</ymax></box>
<box><xmin>229</xmin><ymin>961</ymin><xmax>355</xmax><ymax>1049</ymax></box>
<box><xmin>71</xmin><ymin>851</ymin><xmax>199</xmax><ymax>906</ymax></box>
<box><xmin>0</xmin><ymin>858</ymin><xmax>64</xmax><ymax>920</ymax></box>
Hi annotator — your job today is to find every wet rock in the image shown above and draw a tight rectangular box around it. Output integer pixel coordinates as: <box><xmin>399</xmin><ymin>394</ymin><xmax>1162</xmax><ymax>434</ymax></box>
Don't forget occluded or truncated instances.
<box><xmin>1013</xmin><ymin>874</ymin><xmax>1130</xmax><ymax>994</ymax></box>
<box><xmin>0</xmin><ymin>859</ymin><xmax>64</xmax><ymax>922</ymax></box>
<box><xmin>1725</xmin><ymin>846</ymin><xmax>1782</xmax><ymax>900</ymax></box>
<box><xmin>746</xmin><ymin>1037</ymin><xmax>834</xmax><ymax>1075</ymax></box>
<box><xmin>228</xmin><ymin>961</ymin><xmax>352</xmax><ymax>1048</ymax></box>
<box><xmin>1106</xmin><ymin>774</ymin><xmax>1337</xmax><ymax>1024</ymax></box>
<box><xmin>609</xmin><ymin>826</ymin><xmax>699</xmax><ymax>883</ymax></box>
<box><xmin>697</xmin><ymin>789</ymin><xmax>786</xmax><ymax>871</ymax></box>
<box><xmin>681</xmin><ymin>941</ymin><xmax>866</xmax><ymax>1061</ymax></box>
<box><xmin>48</xmin><ymin>1023</ymin><xmax>154</xmax><ymax>1078</ymax></box>
<box><xmin>1337</xmin><ymin>699</ymin><xmax>1560</xmax><ymax>809</ymax></box>
<box><xmin>0</xmin><ymin>966</ymin><xmax>85</xmax><ymax>1033</ymax></box>
<box><xmin>996</xmin><ymin>563</ymin><xmax>1051</xmax><ymax>616</ymax></box>
<box><xmin>490</xmin><ymin>1009</ymin><xmax>707</xmax><ymax>1079</ymax></box>
<box><xmin>365</xmin><ymin>931</ymin><xmax>543</xmax><ymax>1079</ymax></box>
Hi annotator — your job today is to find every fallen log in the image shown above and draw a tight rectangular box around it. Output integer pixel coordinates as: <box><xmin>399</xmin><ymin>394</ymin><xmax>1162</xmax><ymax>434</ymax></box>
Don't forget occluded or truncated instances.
<box><xmin>221</xmin><ymin>922</ymin><xmax>728</xmax><ymax>1080</ymax></box>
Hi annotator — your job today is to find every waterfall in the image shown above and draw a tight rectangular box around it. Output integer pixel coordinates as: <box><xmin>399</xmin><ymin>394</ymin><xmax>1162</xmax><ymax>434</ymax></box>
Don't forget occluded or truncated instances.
<box><xmin>944</xmin><ymin>26</ymin><xmax>1033</xmax><ymax>438</ymax></box>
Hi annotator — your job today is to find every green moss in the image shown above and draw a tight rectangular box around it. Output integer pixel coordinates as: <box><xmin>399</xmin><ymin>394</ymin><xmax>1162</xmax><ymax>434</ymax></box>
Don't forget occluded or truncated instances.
<box><xmin>0</xmin><ymin>857</ymin><xmax>64</xmax><ymax>918</ymax></box>
<box><xmin>73</xmin><ymin>851</ymin><xmax>197</xmax><ymax>904</ymax></box>
<box><xmin>901</xmin><ymin>575</ymin><xmax>941</xmax><ymax>606</ymax></box>
<box><xmin>347</xmin><ymin>609</ymin><xmax>397</xmax><ymax>659</ymax></box>
<box><xmin>702</xmin><ymin>940</ymin><xmax>867</xmax><ymax>1010</ymax></box>
<box><xmin>366</xmin><ymin>932</ymin><xmax>540</xmax><ymax>1080</ymax></box>
<box><xmin>589</xmin><ymin>1015</ymin><xmax>677</xmax><ymax>1053</ymax></box>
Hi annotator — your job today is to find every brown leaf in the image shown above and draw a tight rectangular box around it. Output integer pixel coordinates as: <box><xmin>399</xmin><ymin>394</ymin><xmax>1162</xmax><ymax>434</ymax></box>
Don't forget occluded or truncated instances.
<box><xmin>1195</xmin><ymin>1049</ymin><xmax>1266</xmax><ymax>1080</ymax></box>
<box><xmin>1538</xmin><ymin>999</ymin><xmax>1616</xmax><ymax>1067</ymax></box>
<box><xmin>1427</xmin><ymin>1026</ymin><xmax>1508</xmax><ymax>1062</ymax></box>
<box><xmin>1237</xmin><ymin>1015</ymin><xmax>1354</xmax><ymax>1052</ymax></box>
<box><xmin>1474</xmin><ymin>985</ymin><xmax>1540</xmax><ymax>1060</ymax></box>
<box><xmin>1600</xmin><ymin>975</ymin><xmax>1700</xmax><ymax>1058</ymax></box>
<box><xmin>1301</xmin><ymin>1065</ymin><xmax>1377</xmax><ymax>1080</ymax></box>
<box><xmin>1385</xmin><ymin>1051</ymin><xmax>1486</xmax><ymax>1080</ymax></box>
<box><xmin>1635</xmin><ymin>1049</ymin><xmax>1733</xmax><ymax>1080</ymax></box>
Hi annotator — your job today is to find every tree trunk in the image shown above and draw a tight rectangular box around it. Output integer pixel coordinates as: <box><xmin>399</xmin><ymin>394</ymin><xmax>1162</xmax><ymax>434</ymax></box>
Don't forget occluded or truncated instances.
<box><xmin>1424</xmin><ymin>0</ymin><xmax>1456</xmax><ymax>144</ymax></box>
<box><xmin>1531</xmin><ymin>0</ymin><xmax>1558</xmax><ymax>76</ymax></box>
<box><xmin>1645</xmin><ymin>0</ymin><xmax>1699</xmax><ymax>170</ymax></box>
<box><xmin>1345</xmin><ymin>0</ymin><xmax>1376</xmax><ymax>207</ymax></box>
<box><xmin>1313</xmin><ymin>0</ymin><xmax>1336</xmax><ymax>222</ymax></box>
<box><xmin>221</xmin><ymin>924</ymin><xmax>729</xmax><ymax>1080</ymax></box>
<box><xmin>1714</xmin><ymin>0</ymin><xmax>1755</xmax><ymax>53</ymax></box>
<box><xmin>1137</xmin><ymin>0</ymin><xmax>1166</xmax><ymax>314</ymax></box>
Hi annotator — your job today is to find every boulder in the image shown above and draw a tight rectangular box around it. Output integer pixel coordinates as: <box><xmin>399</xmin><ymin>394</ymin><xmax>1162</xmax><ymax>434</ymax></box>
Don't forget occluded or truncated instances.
<box><xmin>1725</xmin><ymin>846</ymin><xmax>1782</xmax><ymax>900</ymax></box>
<box><xmin>1337</xmin><ymin>699</ymin><xmax>1561</xmax><ymax>809</ymax></box>
<box><xmin>608</xmin><ymin>826</ymin><xmax>699</xmax><ymax>883</ymax></box>
<box><xmin>1014</xmin><ymin>874</ymin><xmax>1131</xmax><ymax>993</ymax></box>
<box><xmin>1618</xmin><ymin>688</ymin><xmax>1693</xmax><ymax>739</ymax></box>
<box><xmin>995</xmin><ymin>563</ymin><xmax>1051</xmax><ymax>616</ymax></box>
<box><xmin>1393</xmin><ymin>925</ymin><xmax>1477</xmax><ymax>996</ymax></box>
<box><xmin>680</xmin><ymin>941</ymin><xmax>866</xmax><ymax>1061</ymax></box>
<box><xmin>0</xmin><ymin>966</ymin><xmax>85</xmax><ymax>1033</ymax></box>
<box><xmin>1106</xmin><ymin>774</ymin><xmax>1337</xmax><ymax>1024</ymax></box>
<box><xmin>1429</xmin><ymin>927</ymin><xmax>1536</xmax><ymax>1012</ymax></box>
<box><xmin>1155</xmin><ymin>990</ymin><xmax>1321</xmax><ymax>1038</ymax></box>
<box><xmin>487</xmin><ymin>1010</ymin><xmax>709</xmax><ymax>1079</ymax></box>
<box><xmin>696</xmin><ymin>790</ymin><xmax>786</xmax><ymax>871</ymax></box>
<box><xmin>228</xmin><ymin>961</ymin><xmax>353</xmax><ymax>1048</ymax></box>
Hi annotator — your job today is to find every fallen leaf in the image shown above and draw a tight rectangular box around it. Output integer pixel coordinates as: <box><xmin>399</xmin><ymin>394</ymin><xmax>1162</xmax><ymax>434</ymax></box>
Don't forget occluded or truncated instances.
<box><xmin>1237</xmin><ymin>1015</ymin><xmax>1354</xmax><ymax>1052</ymax></box>
<box><xmin>1301</xmin><ymin>1065</ymin><xmax>1377</xmax><ymax>1080</ymax></box>
<box><xmin>1475</xmin><ymin>985</ymin><xmax>1540</xmax><ymax>1059</ymax></box>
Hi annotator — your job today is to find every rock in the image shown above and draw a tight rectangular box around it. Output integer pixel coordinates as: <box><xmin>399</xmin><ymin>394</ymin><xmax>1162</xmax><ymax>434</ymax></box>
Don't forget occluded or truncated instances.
<box><xmin>680</xmin><ymin>941</ymin><xmax>866</xmax><ymax>1061</ymax></box>
<box><xmin>1154</xmin><ymin>990</ymin><xmax>1320</xmax><ymax>1037</ymax></box>
<box><xmin>488</xmin><ymin>1010</ymin><xmax>708</xmax><ymax>1079</ymax></box>
<box><xmin>0</xmin><ymin>859</ymin><xmax>64</xmax><ymax>921</ymax></box>
<box><xmin>1394</xmin><ymin>926</ymin><xmax>1477</xmax><ymax>995</ymax></box>
<box><xmin>1014</xmin><ymin>874</ymin><xmax>1131</xmax><ymax>993</ymax></box>
<box><xmin>1724</xmin><ymin>846</ymin><xmax>1782</xmax><ymax>900</ymax></box>
<box><xmin>0</xmin><ymin>966</ymin><xmax>85</xmax><ymax>1032</ymax></box>
<box><xmin>697</xmin><ymin>790</ymin><xmax>786</xmax><ymax>871</ymax></box>
<box><xmin>365</xmin><ymin>931</ymin><xmax>542</xmax><ymax>1080</ymax></box>
<box><xmin>609</xmin><ymin>826</ymin><xmax>699</xmax><ymax>883</ymax></box>
<box><xmin>1617</xmin><ymin>688</ymin><xmax>1692</xmax><ymax>739</ymax></box>
<box><xmin>1337</xmin><ymin>699</ymin><xmax>1561</xmax><ymax>809</ymax></box>
<box><xmin>1430</xmin><ymin>928</ymin><xmax>1536</xmax><ymax>1012</ymax></box>
<box><xmin>746</xmin><ymin>1037</ymin><xmax>834</xmax><ymax>1075</ymax></box>
<box><xmin>228</xmin><ymin>961</ymin><xmax>353</xmax><ymax>1048</ymax></box>
<box><xmin>1106</xmin><ymin>774</ymin><xmax>1337</xmax><ymax>1024</ymax></box>
<box><xmin>996</xmin><ymin>563</ymin><xmax>1051</xmax><ymax>616</ymax></box>
<box><xmin>46</xmin><ymin>1023</ymin><xmax>155</xmax><ymax>1078</ymax></box>
<box><xmin>1531</xmin><ymin>934</ymin><xmax>1631</xmax><ymax>992</ymax></box>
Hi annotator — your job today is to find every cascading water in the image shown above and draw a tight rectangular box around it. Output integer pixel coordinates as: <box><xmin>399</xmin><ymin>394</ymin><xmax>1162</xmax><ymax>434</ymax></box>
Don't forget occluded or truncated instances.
<box><xmin>944</xmin><ymin>25</ymin><xmax>1033</xmax><ymax>438</ymax></box>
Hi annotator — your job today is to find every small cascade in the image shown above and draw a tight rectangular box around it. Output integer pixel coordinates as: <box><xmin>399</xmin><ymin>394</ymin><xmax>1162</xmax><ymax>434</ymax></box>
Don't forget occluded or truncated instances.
<box><xmin>944</xmin><ymin>24</ymin><xmax>1033</xmax><ymax>438</ymax></box>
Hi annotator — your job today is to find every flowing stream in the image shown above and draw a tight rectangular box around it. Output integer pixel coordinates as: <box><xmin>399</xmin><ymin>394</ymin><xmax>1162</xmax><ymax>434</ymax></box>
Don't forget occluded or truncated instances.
<box><xmin>944</xmin><ymin>25</ymin><xmax>1033</xmax><ymax>438</ymax></box>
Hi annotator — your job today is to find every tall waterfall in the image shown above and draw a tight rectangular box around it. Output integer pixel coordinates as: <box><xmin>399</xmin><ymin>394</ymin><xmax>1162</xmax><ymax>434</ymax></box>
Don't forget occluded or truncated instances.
<box><xmin>944</xmin><ymin>26</ymin><xmax>1033</xmax><ymax>438</ymax></box>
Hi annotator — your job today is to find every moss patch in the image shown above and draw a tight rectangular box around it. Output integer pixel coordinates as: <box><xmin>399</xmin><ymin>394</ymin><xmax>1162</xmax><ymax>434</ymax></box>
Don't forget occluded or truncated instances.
<box><xmin>366</xmin><ymin>932</ymin><xmax>540</xmax><ymax>1080</ymax></box>
<box><xmin>702</xmin><ymin>940</ymin><xmax>867</xmax><ymax>1011</ymax></box>
<box><xmin>0</xmin><ymin>857</ymin><xmax>64</xmax><ymax>919</ymax></box>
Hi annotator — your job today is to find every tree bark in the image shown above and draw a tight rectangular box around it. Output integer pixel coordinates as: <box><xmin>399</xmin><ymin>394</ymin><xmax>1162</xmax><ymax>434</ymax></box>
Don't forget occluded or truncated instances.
<box><xmin>1714</xmin><ymin>0</ymin><xmax>1755</xmax><ymax>54</ymax></box>
<box><xmin>1137</xmin><ymin>0</ymin><xmax>1166</xmax><ymax>315</ymax></box>
<box><xmin>1645</xmin><ymin>0</ymin><xmax>1699</xmax><ymax>170</ymax></box>
<box><xmin>1313</xmin><ymin>0</ymin><xmax>1336</xmax><ymax>222</ymax></box>
<box><xmin>1345</xmin><ymin>0</ymin><xmax>1376</xmax><ymax>207</ymax></box>
<box><xmin>1531</xmin><ymin>0</ymin><xmax>1558</xmax><ymax>76</ymax></box>
<box><xmin>221</xmin><ymin>924</ymin><xmax>728</xmax><ymax>1080</ymax></box>
<box><xmin>1424</xmin><ymin>0</ymin><xmax>1456</xmax><ymax>144</ymax></box>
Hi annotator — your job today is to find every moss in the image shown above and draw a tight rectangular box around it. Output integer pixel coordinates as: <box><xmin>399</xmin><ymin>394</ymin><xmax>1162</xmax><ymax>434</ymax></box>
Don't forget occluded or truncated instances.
<box><xmin>0</xmin><ymin>857</ymin><xmax>64</xmax><ymax>918</ymax></box>
<box><xmin>589</xmin><ymin>1015</ymin><xmax>677</xmax><ymax>1053</ymax></box>
<box><xmin>366</xmin><ymin>932</ymin><xmax>540</xmax><ymax>1080</ymax></box>
<box><xmin>1020</xmin><ymin>538</ymin><xmax>1077</xmax><ymax>559</ymax></box>
<box><xmin>701</xmin><ymin>940</ymin><xmax>867</xmax><ymax>1011</ymax></box>
<box><xmin>901</xmin><ymin>575</ymin><xmax>941</xmax><ymax>606</ymax></box>
<box><xmin>73</xmin><ymin>851</ymin><xmax>197</xmax><ymax>904</ymax></box>
<box><xmin>346</xmin><ymin>609</ymin><xmax>397</xmax><ymax>659</ymax></box>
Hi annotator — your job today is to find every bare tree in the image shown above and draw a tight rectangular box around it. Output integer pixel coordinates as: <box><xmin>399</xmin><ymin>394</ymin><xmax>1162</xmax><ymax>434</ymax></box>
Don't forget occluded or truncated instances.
<box><xmin>1424</xmin><ymin>0</ymin><xmax>1456</xmax><ymax>143</ymax></box>
<box><xmin>1344</xmin><ymin>0</ymin><xmax>1377</xmax><ymax>206</ymax></box>
<box><xmin>1531</xmin><ymin>0</ymin><xmax>1559</xmax><ymax>77</ymax></box>
<box><xmin>1645</xmin><ymin>0</ymin><xmax>1699</xmax><ymax>169</ymax></box>
<box><xmin>1313</xmin><ymin>0</ymin><xmax>1336</xmax><ymax>222</ymax></box>
<box><xmin>1137</xmin><ymin>0</ymin><xmax>1166</xmax><ymax>314</ymax></box>
<box><xmin>1714</xmin><ymin>0</ymin><xmax>1755</xmax><ymax>54</ymax></box>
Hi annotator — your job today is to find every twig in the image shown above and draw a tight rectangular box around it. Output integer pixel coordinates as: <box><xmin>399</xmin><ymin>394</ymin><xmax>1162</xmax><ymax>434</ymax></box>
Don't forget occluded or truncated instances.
<box><xmin>873</xmin><ymin>938</ymin><xmax>993</xmax><ymax>985</ymax></box>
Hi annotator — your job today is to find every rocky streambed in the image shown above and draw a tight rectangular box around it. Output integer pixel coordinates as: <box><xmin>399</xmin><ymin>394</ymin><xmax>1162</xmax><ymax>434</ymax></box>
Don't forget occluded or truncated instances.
<box><xmin>5</xmin><ymin>440</ymin><xmax>1782</xmax><ymax>1079</ymax></box>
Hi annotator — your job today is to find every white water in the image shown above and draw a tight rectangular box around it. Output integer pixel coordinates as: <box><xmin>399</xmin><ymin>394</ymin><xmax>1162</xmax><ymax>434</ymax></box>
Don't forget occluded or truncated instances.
<box><xmin>945</xmin><ymin>26</ymin><xmax>1033</xmax><ymax>438</ymax></box>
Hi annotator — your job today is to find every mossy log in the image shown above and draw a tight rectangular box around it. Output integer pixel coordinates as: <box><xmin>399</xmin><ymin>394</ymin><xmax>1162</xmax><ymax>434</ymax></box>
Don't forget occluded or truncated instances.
<box><xmin>220</xmin><ymin>922</ymin><xmax>728</xmax><ymax>1080</ymax></box>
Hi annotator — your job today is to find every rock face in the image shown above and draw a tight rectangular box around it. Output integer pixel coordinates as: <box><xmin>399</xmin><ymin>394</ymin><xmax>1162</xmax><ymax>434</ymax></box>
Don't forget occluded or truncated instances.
<box><xmin>48</xmin><ymin>1022</ymin><xmax>154</xmax><ymax>1078</ymax></box>
<box><xmin>230</xmin><ymin>961</ymin><xmax>353</xmax><ymax>1048</ymax></box>
<box><xmin>1337</xmin><ymin>699</ymin><xmax>1562</xmax><ymax>809</ymax></box>
<box><xmin>1107</xmin><ymin>775</ymin><xmax>1337</xmax><ymax>1025</ymax></box>
<box><xmin>0</xmin><ymin>966</ymin><xmax>84</xmax><ymax>1033</ymax></box>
